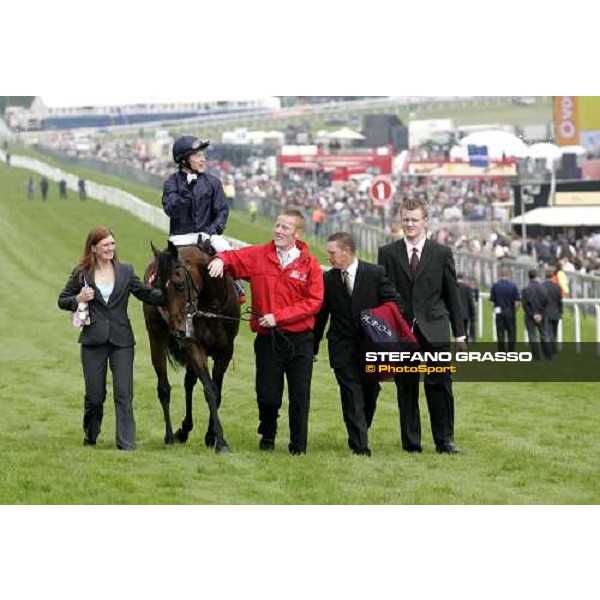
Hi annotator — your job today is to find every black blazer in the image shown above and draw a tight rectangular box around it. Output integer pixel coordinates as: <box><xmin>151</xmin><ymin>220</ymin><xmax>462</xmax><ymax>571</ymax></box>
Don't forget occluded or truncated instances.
<box><xmin>542</xmin><ymin>280</ymin><xmax>563</xmax><ymax>320</ymax></box>
<box><xmin>377</xmin><ymin>239</ymin><xmax>464</xmax><ymax>346</ymax></box>
<box><xmin>521</xmin><ymin>280</ymin><xmax>549</xmax><ymax>320</ymax></box>
<box><xmin>314</xmin><ymin>260</ymin><xmax>399</xmax><ymax>368</ymax></box>
<box><xmin>458</xmin><ymin>282</ymin><xmax>476</xmax><ymax>320</ymax></box>
<box><xmin>58</xmin><ymin>261</ymin><xmax>164</xmax><ymax>347</ymax></box>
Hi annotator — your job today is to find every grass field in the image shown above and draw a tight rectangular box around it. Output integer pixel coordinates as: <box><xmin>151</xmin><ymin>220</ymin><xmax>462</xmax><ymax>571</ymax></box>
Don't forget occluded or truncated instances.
<box><xmin>1</xmin><ymin>160</ymin><xmax>599</xmax><ymax>504</ymax></box>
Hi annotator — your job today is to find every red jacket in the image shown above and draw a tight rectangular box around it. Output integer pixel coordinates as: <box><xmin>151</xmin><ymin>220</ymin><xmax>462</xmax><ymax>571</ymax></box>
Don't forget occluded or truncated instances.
<box><xmin>218</xmin><ymin>240</ymin><xmax>324</xmax><ymax>335</ymax></box>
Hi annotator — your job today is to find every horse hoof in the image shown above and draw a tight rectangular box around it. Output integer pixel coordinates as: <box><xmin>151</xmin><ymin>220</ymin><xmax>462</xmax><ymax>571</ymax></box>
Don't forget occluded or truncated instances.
<box><xmin>164</xmin><ymin>434</ymin><xmax>175</xmax><ymax>445</ymax></box>
<box><xmin>175</xmin><ymin>429</ymin><xmax>189</xmax><ymax>444</ymax></box>
<box><xmin>204</xmin><ymin>432</ymin><xmax>216</xmax><ymax>448</ymax></box>
<box><xmin>215</xmin><ymin>444</ymin><xmax>230</xmax><ymax>454</ymax></box>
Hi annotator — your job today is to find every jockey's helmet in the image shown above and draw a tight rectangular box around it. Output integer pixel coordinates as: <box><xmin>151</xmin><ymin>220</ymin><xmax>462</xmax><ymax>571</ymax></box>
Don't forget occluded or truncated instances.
<box><xmin>172</xmin><ymin>136</ymin><xmax>210</xmax><ymax>165</ymax></box>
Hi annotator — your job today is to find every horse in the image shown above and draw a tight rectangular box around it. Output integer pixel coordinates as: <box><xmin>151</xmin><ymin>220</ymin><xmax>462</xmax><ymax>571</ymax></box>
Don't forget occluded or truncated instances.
<box><xmin>143</xmin><ymin>240</ymin><xmax>241</xmax><ymax>453</ymax></box>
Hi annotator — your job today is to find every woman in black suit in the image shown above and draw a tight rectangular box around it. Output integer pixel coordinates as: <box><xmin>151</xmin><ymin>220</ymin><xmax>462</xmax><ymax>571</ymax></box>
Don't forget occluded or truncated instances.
<box><xmin>58</xmin><ymin>226</ymin><xmax>164</xmax><ymax>450</ymax></box>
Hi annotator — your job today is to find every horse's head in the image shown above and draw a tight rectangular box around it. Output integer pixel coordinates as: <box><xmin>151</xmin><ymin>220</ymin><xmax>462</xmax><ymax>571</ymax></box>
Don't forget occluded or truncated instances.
<box><xmin>153</xmin><ymin>242</ymin><xmax>209</xmax><ymax>340</ymax></box>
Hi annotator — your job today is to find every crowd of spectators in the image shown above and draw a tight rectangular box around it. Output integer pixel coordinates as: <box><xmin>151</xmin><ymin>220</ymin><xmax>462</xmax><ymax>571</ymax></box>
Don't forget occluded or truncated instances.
<box><xmin>450</xmin><ymin>229</ymin><xmax>600</xmax><ymax>277</ymax></box>
<box><xmin>30</xmin><ymin>136</ymin><xmax>600</xmax><ymax>279</ymax></box>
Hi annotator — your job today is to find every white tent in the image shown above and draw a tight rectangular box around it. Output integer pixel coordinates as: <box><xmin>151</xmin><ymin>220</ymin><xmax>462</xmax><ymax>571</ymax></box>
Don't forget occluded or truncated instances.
<box><xmin>326</xmin><ymin>127</ymin><xmax>365</xmax><ymax>141</ymax></box>
<box><xmin>526</xmin><ymin>143</ymin><xmax>562</xmax><ymax>160</ymax></box>
<box><xmin>559</xmin><ymin>145</ymin><xmax>587</xmax><ymax>156</ymax></box>
<box><xmin>460</xmin><ymin>130</ymin><xmax>528</xmax><ymax>159</ymax></box>
<box><xmin>449</xmin><ymin>145</ymin><xmax>468</xmax><ymax>160</ymax></box>
<box><xmin>512</xmin><ymin>206</ymin><xmax>600</xmax><ymax>227</ymax></box>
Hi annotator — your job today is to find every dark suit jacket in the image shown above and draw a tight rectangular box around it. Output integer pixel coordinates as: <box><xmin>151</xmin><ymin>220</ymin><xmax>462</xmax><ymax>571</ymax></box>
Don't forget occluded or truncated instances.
<box><xmin>377</xmin><ymin>238</ymin><xmax>464</xmax><ymax>347</ymax></box>
<box><xmin>521</xmin><ymin>280</ymin><xmax>549</xmax><ymax>320</ymax></box>
<box><xmin>314</xmin><ymin>261</ymin><xmax>399</xmax><ymax>369</ymax></box>
<box><xmin>458</xmin><ymin>282</ymin><xmax>476</xmax><ymax>321</ymax></box>
<box><xmin>543</xmin><ymin>280</ymin><xmax>563</xmax><ymax>320</ymax></box>
<box><xmin>58</xmin><ymin>261</ymin><xmax>164</xmax><ymax>347</ymax></box>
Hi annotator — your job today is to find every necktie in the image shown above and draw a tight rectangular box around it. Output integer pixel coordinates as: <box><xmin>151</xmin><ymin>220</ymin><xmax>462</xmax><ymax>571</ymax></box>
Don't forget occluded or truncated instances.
<box><xmin>278</xmin><ymin>250</ymin><xmax>288</xmax><ymax>268</ymax></box>
<box><xmin>410</xmin><ymin>248</ymin><xmax>420</xmax><ymax>272</ymax></box>
<box><xmin>341</xmin><ymin>270</ymin><xmax>352</xmax><ymax>296</ymax></box>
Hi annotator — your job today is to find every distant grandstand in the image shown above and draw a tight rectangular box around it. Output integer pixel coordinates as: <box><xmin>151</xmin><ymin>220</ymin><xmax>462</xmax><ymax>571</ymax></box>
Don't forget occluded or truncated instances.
<box><xmin>278</xmin><ymin>96</ymin><xmax>385</xmax><ymax>107</ymax></box>
<box><xmin>3</xmin><ymin>95</ymin><xmax>281</xmax><ymax>131</ymax></box>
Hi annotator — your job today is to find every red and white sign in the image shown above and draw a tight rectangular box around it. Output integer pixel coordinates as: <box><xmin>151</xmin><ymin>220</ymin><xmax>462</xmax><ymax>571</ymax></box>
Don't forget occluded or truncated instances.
<box><xmin>370</xmin><ymin>178</ymin><xmax>394</xmax><ymax>206</ymax></box>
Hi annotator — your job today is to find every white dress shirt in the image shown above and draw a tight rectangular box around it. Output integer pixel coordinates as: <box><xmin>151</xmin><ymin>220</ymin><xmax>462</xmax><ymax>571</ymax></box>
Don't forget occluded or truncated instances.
<box><xmin>341</xmin><ymin>258</ymin><xmax>359</xmax><ymax>294</ymax></box>
<box><xmin>405</xmin><ymin>237</ymin><xmax>426</xmax><ymax>262</ymax></box>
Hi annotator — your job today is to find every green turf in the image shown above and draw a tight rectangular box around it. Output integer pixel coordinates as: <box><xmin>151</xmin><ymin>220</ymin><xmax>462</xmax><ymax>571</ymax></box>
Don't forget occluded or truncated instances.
<box><xmin>1</xmin><ymin>160</ymin><xmax>599</xmax><ymax>504</ymax></box>
<box><xmin>12</xmin><ymin>144</ymin><xmax>329</xmax><ymax>263</ymax></box>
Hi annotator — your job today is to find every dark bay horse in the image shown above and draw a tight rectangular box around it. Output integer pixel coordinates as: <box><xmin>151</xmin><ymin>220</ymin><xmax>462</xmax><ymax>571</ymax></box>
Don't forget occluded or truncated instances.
<box><xmin>144</xmin><ymin>241</ymin><xmax>240</xmax><ymax>453</ymax></box>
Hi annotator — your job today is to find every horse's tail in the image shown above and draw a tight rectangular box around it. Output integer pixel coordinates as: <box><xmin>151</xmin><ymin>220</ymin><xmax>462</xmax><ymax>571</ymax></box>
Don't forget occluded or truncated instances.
<box><xmin>166</xmin><ymin>336</ymin><xmax>188</xmax><ymax>369</ymax></box>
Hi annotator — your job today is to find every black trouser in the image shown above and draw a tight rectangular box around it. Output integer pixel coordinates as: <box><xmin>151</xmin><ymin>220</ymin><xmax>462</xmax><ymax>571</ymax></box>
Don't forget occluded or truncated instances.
<box><xmin>254</xmin><ymin>331</ymin><xmax>314</xmax><ymax>454</ymax></box>
<box><xmin>525</xmin><ymin>317</ymin><xmax>553</xmax><ymax>360</ymax></box>
<box><xmin>394</xmin><ymin>329</ymin><xmax>456</xmax><ymax>451</ymax></box>
<box><xmin>334</xmin><ymin>365</ymin><xmax>380</xmax><ymax>453</ymax></box>
<box><xmin>81</xmin><ymin>343</ymin><xmax>135</xmax><ymax>449</ymax></box>
<box><xmin>496</xmin><ymin>309</ymin><xmax>517</xmax><ymax>352</ymax></box>
<box><xmin>548</xmin><ymin>319</ymin><xmax>560</xmax><ymax>354</ymax></box>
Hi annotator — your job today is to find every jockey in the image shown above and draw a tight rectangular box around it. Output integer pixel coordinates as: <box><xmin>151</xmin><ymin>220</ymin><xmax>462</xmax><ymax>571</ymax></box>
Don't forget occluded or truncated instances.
<box><xmin>162</xmin><ymin>135</ymin><xmax>245</xmax><ymax>303</ymax></box>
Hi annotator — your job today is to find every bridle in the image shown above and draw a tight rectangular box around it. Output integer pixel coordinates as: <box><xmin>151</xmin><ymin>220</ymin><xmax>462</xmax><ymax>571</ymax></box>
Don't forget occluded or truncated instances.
<box><xmin>167</xmin><ymin>259</ymin><xmax>258</xmax><ymax>330</ymax></box>
<box><xmin>161</xmin><ymin>256</ymin><xmax>296</xmax><ymax>357</ymax></box>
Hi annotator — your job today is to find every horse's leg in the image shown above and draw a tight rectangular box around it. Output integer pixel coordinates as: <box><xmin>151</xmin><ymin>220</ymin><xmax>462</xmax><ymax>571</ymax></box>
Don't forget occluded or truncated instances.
<box><xmin>205</xmin><ymin>350</ymin><xmax>233</xmax><ymax>448</ymax></box>
<box><xmin>187</xmin><ymin>344</ymin><xmax>229</xmax><ymax>454</ymax></box>
<box><xmin>174</xmin><ymin>366</ymin><xmax>197</xmax><ymax>443</ymax></box>
<box><xmin>148</xmin><ymin>332</ymin><xmax>175</xmax><ymax>445</ymax></box>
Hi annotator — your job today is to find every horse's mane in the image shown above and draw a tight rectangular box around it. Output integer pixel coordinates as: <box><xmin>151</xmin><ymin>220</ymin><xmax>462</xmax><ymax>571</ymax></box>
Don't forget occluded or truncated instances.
<box><xmin>154</xmin><ymin>248</ymin><xmax>176</xmax><ymax>289</ymax></box>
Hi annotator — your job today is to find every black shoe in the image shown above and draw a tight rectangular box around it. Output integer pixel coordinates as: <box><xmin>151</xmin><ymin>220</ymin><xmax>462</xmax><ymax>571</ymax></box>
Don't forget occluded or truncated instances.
<box><xmin>117</xmin><ymin>445</ymin><xmax>135</xmax><ymax>452</ymax></box>
<box><xmin>353</xmin><ymin>448</ymin><xmax>372</xmax><ymax>457</ymax></box>
<box><xmin>83</xmin><ymin>438</ymin><xmax>96</xmax><ymax>446</ymax></box>
<box><xmin>289</xmin><ymin>449</ymin><xmax>306</xmax><ymax>456</ymax></box>
<box><xmin>403</xmin><ymin>445</ymin><xmax>423</xmax><ymax>454</ymax></box>
<box><xmin>288</xmin><ymin>443</ymin><xmax>306</xmax><ymax>456</ymax></box>
<box><xmin>436</xmin><ymin>442</ymin><xmax>462</xmax><ymax>455</ymax></box>
<box><xmin>259</xmin><ymin>437</ymin><xmax>275</xmax><ymax>451</ymax></box>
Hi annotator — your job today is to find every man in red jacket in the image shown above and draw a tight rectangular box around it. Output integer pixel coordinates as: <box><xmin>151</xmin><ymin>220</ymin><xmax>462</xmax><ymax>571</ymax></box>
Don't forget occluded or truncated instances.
<box><xmin>208</xmin><ymin>210</ymin><xmax>324</xmax><ymax>455</ymax></box>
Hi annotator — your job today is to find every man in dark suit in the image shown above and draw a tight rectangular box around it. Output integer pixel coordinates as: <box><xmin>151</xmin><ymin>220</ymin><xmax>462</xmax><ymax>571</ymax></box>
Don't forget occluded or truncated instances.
<box><xmin>521</xmin><ymin>269</ymin><xmax>553</xmax><ymax>360</ymax></box>
<box><xmin>314</xmin><ymin>232</ymin><xmax>399</xmax><ymax>456</ymax></box>
<box><xmin>543</xmin><ymin>267</ymin><xmax>563</xmax><ymax>354</ymax></box>
<box><xmin>457</xmin><ymin>272</ymin><xmax>476</xmax><ymax>343</ymax></box>
<box><xmin>490</xmin><ymin>268</ymin><xmax>521</xmax><ymax>352</ymax></box>
<box><xmin>378</xmin><ymin>198</ymin><xmax>466</xmax><ymax>454</ymax></box>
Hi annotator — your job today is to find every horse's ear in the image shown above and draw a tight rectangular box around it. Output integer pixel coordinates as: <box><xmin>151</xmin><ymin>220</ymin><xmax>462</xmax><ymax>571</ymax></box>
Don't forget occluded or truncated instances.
<box><xmin>167</xmin><ymin>241</ymin><xmax>179</xmax><ymax>258</ymax></box>
<box><xmin>151</xmin><ymin>242</ymin><xmax>159</xmax><ymax>257</ymax></box>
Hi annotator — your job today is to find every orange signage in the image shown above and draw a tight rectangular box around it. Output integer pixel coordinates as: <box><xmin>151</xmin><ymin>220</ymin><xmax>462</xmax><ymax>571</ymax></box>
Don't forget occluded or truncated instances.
<box><xmin>554</xmin><ymin>96</ymin><xmax>580</xmax><ymax>146</ymax></box>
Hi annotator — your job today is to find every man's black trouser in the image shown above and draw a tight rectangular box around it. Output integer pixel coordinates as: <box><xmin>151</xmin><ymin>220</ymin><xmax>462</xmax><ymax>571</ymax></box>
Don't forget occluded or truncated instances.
<box><xmin>334</xmin><ymin>365</ymin><xmax>380</xmax><ymax>453</ymax></box>
<box><xmin>496</xmin><ymin>309</ymin><xmax>517</xmax><ymax>352</ymax></box>
<box><xmin>525</xmin><ymin>317</ymin><xmax>553</xmax><ymax>360</ymax></box>
<box><xmin>254</xmin><ymin>331</ymin><xmax>314</xmax><ymax>454</ymax></box>
<box><xmin>393</xmin><ymin>328</ymin><xmax>456</xmax><ymax>451</ymax></box>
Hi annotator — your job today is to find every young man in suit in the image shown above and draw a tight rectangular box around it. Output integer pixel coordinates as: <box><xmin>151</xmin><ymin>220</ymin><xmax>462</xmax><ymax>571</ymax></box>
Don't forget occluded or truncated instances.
<box><xmin>378</xmin><ymin>198</ymin><xmax>466</xmax><ymax>454</ymax></box>
<box><xmin>314</xmin><ymin>233</ymin><xmax>399</xmax><ymax>456</ymax></box>
<box><xmin>490</xmin><ymin>268</ymin><xmax>521</xmax><ymax>352</ymax></box>
<box><xmin>521</xmin><ymin>269</ymin><xmax>553</xmax><ymax>360</ymax></box>
<box><xmin>457</xmin><ymin>271</ymin><xmax>476</xmax><ymax>343</ymax></box>
<box><xmin>543</xmin><ymin>267</ymin><xmax>563</xmax><ymax>354</ymax></box>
